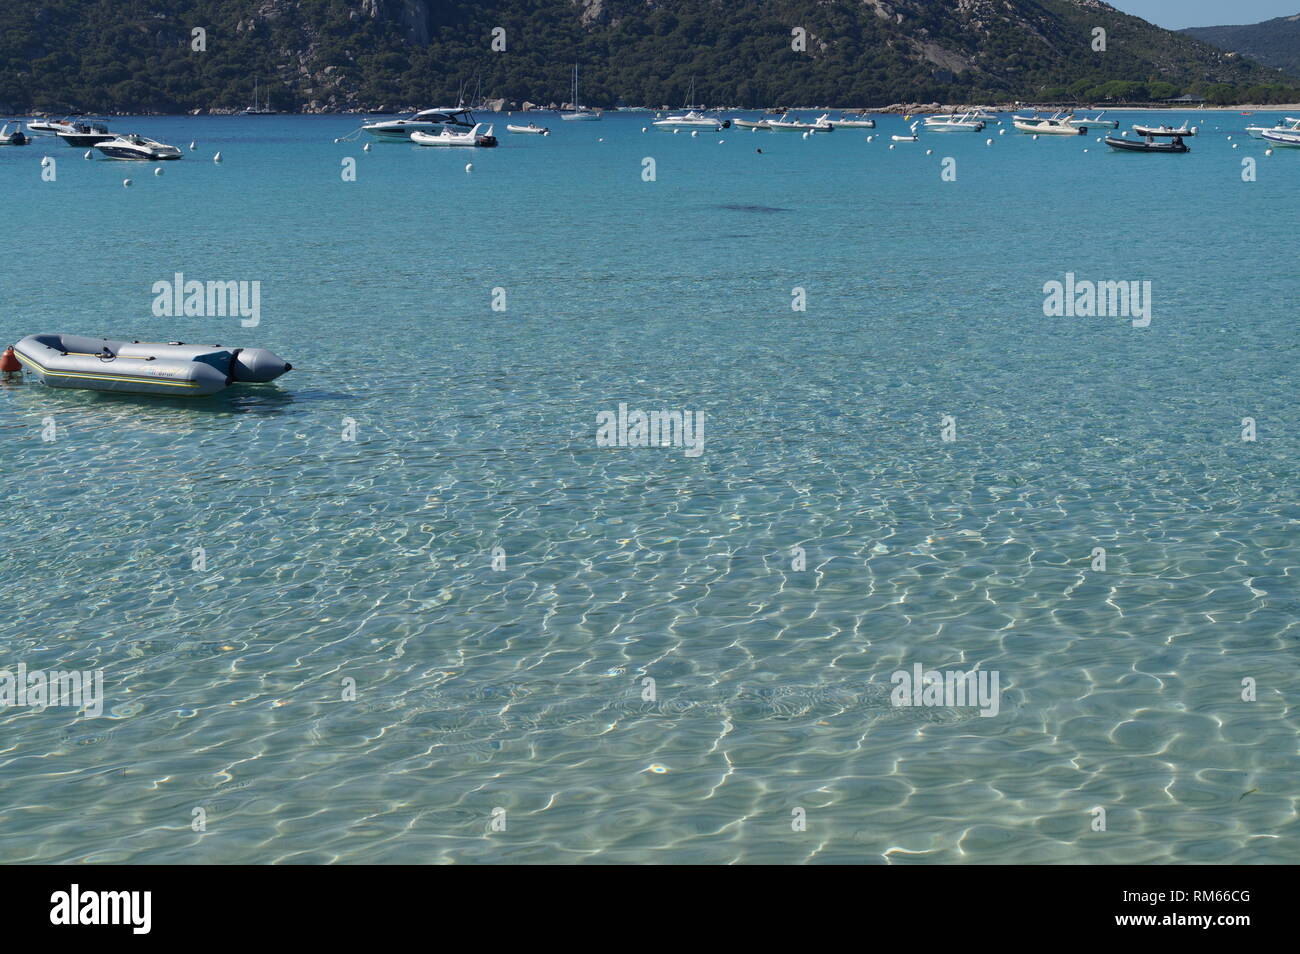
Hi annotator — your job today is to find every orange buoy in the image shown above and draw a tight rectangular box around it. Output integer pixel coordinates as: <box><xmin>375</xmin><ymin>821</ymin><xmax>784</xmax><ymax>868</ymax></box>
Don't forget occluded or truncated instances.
<box><xmin>0</xmin><ymin>346</ymin><xmax>20</xmax><ymax>374</ymax></box>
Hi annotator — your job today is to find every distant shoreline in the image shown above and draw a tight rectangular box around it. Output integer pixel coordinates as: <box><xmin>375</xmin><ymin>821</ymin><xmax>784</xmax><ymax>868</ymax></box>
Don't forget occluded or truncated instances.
<box><xmin>14</xmin><ymin>104</ymin><xmax>1300</xmax><ymax>118</ymax></box>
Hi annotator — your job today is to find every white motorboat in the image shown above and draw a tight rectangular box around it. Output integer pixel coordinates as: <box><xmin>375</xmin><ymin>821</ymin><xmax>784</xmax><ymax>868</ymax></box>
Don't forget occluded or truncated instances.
<box><xmin>362</xmin><ymin>108</ymin><xmax>474</xmax><ymax>140</ymax></box>
<box><xmin>559</xmin><ymin>65</ymin><xmax>602</xmax><ymax>121</ymax></box>
<box><xmin>652</xmin><ymin>110</ymin><xmax>729</xmax><ymax>130</ymax></box>
<box><xmin>923</xmin><ymin>111</ymin><xmax>985</xmax><ymax>131</ymax></box>
<box><xmin>506</xmin><ymin>123</ymin><xmax>549</xmax><ymax>135</ymax></box>
<box><xmin>93</xmin><ymin>134</ymin><xmax>183</xmax><ymax>160</ymax></box>
<box><xmin>832</xmin><ymin>113</ymin><xmax>876</xmax><ymax>128</ymax></box>
<box><xmin>1069</xmin><ymin>112</ymin><xmax>1118</xmax><ymax>128</ymax></box>
<box><xmin>767</xmin><ymin>113</ymin><xmax>833</xmax><ymax>132</ymax></box>
<box><xmin>1133</xmin><ymin>123</ymin><xmax>1196</xmax><ymax>137</ymax></box>
<box><xmin>1013</xmin><ymin>114</ymin><xmax>1085</xmax><ymax>135</ymax></box>
<box><xmin>732</xmin><ymin>119</ymin><xmax>771</xmax><ymax>129</ymax></box>
<box><xmin>0</xmin><ymin>122</ymin><xmax>31</xmax><ymax>146</ymax></box>
<box><xmin>1246</xmin><ymin>117</ymin><xmax>1300</xmax><ymax>139</ymax></box>
<box><xmin>56</xmin><ymin>121</ymin><xmax>114</xmax><ymax>147</ymax></box>
<box><xmin>1260</xmin><ymin>129</ymin><xmax>1300</xmax><ymax>148</ymax></box>
<box><xmin>26</xmin><ymin>117</ymin><xmax>76</xmax><ymax>136</ymax></box>
<box><xmin>890</xmin><ymin>121</ymin><xmax>920</xmax><ymax>142</ymax></box>
<box><xmin>410</xmin><ymin>123</ymin><xmax>498</xmax><ymax>147</ymax></box>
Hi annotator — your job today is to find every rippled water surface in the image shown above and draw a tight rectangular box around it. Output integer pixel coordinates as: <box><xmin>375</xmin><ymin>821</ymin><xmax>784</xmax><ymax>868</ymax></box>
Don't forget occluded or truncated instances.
<box><xmin>1</xmin><ymin>112</ymin><xmax>1296</xmax><ymax>863</ymax></box>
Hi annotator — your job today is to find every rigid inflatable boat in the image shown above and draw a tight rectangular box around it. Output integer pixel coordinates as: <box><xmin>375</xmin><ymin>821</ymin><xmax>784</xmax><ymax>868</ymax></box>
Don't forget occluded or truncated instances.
<box><xmin>12</xmin><ymin>334</ymin><xmax>291</xmax><ymax>396</ymax></box>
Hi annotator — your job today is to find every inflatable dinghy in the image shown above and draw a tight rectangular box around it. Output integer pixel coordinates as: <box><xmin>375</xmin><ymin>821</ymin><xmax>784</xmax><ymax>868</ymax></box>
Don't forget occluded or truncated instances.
<box><xmin>12</xmin><ymin>334</ymin><xmax>291</xmax><ymax>396</ymax></box>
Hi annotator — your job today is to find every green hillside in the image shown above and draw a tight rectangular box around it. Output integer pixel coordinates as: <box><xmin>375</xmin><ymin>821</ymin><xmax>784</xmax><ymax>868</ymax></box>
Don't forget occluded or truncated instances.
<box><xmin>1184</xmin><ymin>14</ymin><xmax>1300</xmax><ymax>79</ymax></box>
<box><xmin>1</xmin><ymin>0</ymin><xmax>1295</xmax><ymax>113</ymax></box>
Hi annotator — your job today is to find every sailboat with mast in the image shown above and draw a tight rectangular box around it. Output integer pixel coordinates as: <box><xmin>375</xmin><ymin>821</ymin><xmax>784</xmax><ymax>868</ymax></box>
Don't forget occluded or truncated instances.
<box><xmin>243</xmin><ymin>78</ymin><xmax>274</xmax><ymax>115</ymax></box>
<box><xmin>652</xmin><ymin>78</ymin><xmax>730</xmax><ymax>129</ymax></box>
<box><xmin>560</xmin><ymin>65</ymin><xmax>602</xmax><ymax>121</ymax></box>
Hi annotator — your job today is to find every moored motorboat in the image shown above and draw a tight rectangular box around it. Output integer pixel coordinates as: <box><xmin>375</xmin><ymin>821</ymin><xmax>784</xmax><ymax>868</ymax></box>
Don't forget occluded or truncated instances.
<box><xmin>890</xmin><ymin>121</ymin><xmax>920</xmax><ymax>142</ymax></box>
<box><xmin>506</xmin><ymin>123</ymin><xmax>549</xmax><ymax>135</ymax></box>
<box><xmin>26</xmin><ymin>118</ymin><xmax>76</xmax><ymax>136</ymax></box>
<box><xmin>767</xmin><ymin>113</ymin><xmax>833</xmax><ymax>132</ymax></box>
<box><xmin>93</xmin><ymin>134</ymin><xmax>183</xmax><ymax>160</ymax></box>
<box><xmin>833</xmin><ymin>113</ymin><xmax>876</xmax><ymax>128</ymax></box>
<box><xmin>1014</xmin><ymin>115</ymin><xmax>1085</xmax><ymax>135</ymax></box>
<box><xmin>732</xmin><ymin>119</ymin><xmax>771</xmax><ymax>129</ymax></box>
<box><xmin>1104</xmin><ymin>129</ymin><xmax>1189</xmax><ymax>153</ymax></box>
<box><xmin>1133</xmin><ymin>123</ymin><xmax>1196</xmax><ymax>137</ymax></box>
<box><xmin>1259</xmin><ymin>129</ymin><xmax>1300</xmax><ymax>148</ymax></box>
<box><xmin>1069</xmin><ymin>112</ymin><xmax>1118</xmax><ymax>128</ymax></box>
<box><xmin>362</xmin><ymin>108</ymin><xmax>474</xmax><ymax>140</ymax></box>
<box><xmin>1247</xmin><ymin>117</ymin><xmax>1300</xmax><ymax>139</ymax></box>
<box><xmin>11</xmin><ymin>334</ymin><xmax>291</xmax><ymax>397</ymax></box>
<box><xmin>652</xmin><ymin>110</ymin><xmax>729</xmax><ymax>130</ymax></box>
<box><xmin>923</xmin><ymin>111</ymin><xmax>985</xmax><ymax>132</ymax></box>
<box><xmin>410</xmin><ymin>123</ymin><xmax>498</xmax><ymax>147</ymax></box>
<box><xmin>56</xmin><ymin>121</ymin><xmax>114</xmax><ymax>147</ymax></box>
<box><xmin>0</xmin><ymin>122</ymin><xmax>30</xmax><ymax>145</ymax></box>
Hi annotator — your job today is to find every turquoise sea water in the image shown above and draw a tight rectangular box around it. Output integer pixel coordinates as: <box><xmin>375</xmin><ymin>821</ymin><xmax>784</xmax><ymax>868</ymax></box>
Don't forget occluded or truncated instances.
<box><xmin>1</xmin><ymin>111</ymin><xmax>1296</xmax><ymax>864</ymax></box>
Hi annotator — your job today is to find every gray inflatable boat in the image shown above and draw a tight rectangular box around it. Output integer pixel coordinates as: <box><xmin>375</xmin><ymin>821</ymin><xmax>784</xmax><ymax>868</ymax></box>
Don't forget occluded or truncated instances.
<box><xmin>12</xmin><ymin>334</ymin><xmax>292</xmax><ymax>396</ymax></box>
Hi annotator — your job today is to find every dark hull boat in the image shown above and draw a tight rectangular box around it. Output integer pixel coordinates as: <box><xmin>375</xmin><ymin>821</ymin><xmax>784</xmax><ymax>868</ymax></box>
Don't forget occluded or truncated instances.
<box><xmin>1105</xmin><ymin>135</ymin><xmax>1189</xmax><ymax>153</ymax></box>
<box><xmin>0</xmin><ymin>122</ymin><xmax>30</xmax><ymax>145</ymax></box>
<box><xmin>57</xmin><ymin>121</ymin><xmax>115</xmax><ymax>147</ymax></box>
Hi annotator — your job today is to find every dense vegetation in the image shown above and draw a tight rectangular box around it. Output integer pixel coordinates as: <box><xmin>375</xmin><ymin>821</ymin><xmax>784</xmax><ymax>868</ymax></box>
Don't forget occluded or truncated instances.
<box><xmin>1184</xmin><ymin>14</ymin><xmax>1300</xmax><ymax>79</ymax></box>
<box><xmin>1</xmin><ymin>0</ymin><xmax>1295</xmax><ymax>114</ymax></box>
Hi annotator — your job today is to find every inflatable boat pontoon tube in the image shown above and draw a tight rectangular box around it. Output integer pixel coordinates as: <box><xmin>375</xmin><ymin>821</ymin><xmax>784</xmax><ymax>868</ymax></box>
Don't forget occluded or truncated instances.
<box><xmin>12</xmin><ymin>334</ymin><xmax>291</xmax><ymax>396</ymax></box>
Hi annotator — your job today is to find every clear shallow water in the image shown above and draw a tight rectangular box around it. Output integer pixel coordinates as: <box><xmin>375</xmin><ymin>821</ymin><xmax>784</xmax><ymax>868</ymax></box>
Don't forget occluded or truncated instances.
<box><xmin>0</xmin><ymin>112</ymin><xmax>1296</xmax><ymax>864</ymax></box>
